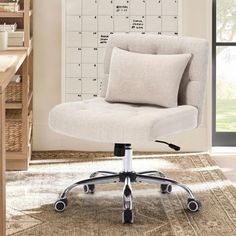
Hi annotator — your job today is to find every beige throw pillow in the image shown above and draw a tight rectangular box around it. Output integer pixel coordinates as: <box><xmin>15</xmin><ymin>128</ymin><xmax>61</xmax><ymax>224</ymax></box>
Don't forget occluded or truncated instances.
<box><xmin>105</xmin><ymin>47</ymin><xmax>191</xmax><ymax>108</ymax></box>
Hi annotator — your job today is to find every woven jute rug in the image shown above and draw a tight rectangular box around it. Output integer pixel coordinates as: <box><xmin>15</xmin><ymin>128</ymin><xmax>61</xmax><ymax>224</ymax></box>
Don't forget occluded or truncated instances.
<box><xmin>6</xmin><ymin>152</ymin><xmax>236</xmax><ymax>236</ymax></box>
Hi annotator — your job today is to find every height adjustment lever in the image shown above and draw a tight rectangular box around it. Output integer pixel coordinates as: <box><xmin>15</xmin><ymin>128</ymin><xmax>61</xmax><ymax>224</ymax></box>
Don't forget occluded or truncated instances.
<box><xmin>155</xmin><ymin>140</ymin><xmax>180</xmax><ymax>151</ymax></box>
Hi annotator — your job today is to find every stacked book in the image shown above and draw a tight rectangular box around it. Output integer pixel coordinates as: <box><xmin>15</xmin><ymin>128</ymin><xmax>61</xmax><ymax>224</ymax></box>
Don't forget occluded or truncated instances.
<box><xmin>8</xmin><ymin>30</ymin><xmax>24</xmax><ymax>46</ymax></box>
<box><xmin>0</xmin><ymin>0</ymin><xmax>20</xmax><ymax>12</ymax></box>
<box><xmin>0</xmin><ymin>23</ymin><xmax>24</xmax><ymax>46</ymax></box>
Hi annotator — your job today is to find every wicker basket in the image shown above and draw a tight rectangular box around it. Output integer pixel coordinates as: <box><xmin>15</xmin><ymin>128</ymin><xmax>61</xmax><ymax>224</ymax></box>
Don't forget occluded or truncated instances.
<box><xmin>5</xmin><ymin>82</ymin><xmax>22</xmax><ymax>103</ymax></box>
<box><xmin>5</xmin><ymin>110</ymin><xmax>23</xmax><ymax>152</ymax></box>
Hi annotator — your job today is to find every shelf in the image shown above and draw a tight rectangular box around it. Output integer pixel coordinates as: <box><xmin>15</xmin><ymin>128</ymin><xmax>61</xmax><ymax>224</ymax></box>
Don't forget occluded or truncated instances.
<box><xmin>3</xmin><ymin>0</ymin><xmax>33</xmax><ymax>171</ymax></box>
<box><xmin>0</xmin><ymin>11</ymin><xmax>24</xmax><ymax>18</ymax></box>
<box><xmin>0</xmin><ymin>10</ymin><xmax>32</xmax><ymax>18</ymax></box>
<box><xmin>7</xmin><ymin>37</ymin><xmax>33</xmax><ymax>55</ymax></box>
<box><xmin>6</xmin><ymin>102</ymin><xmax>22</xmax><ymax>109</ymax></box>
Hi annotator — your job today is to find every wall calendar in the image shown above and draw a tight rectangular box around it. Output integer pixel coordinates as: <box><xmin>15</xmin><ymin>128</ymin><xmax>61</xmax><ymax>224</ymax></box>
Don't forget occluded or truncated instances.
<box><xmin>62</xmin><ymin>0</ymin><xmax>180</xmax><ymax>102</ymax></box>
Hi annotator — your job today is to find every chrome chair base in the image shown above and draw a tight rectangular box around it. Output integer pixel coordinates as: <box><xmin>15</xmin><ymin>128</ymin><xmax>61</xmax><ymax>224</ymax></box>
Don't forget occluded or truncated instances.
<box><xmin>54</xmin><ymin>145</ymin><xmax>201</xmax><ymax>224</ymax></box>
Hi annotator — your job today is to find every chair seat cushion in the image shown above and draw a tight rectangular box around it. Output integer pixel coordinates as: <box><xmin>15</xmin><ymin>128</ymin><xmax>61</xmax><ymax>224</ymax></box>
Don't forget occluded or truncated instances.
<box><xmin>49</xmin><ymin>98</ymin><xmax>198</xmax><ymax>143</ymax></box>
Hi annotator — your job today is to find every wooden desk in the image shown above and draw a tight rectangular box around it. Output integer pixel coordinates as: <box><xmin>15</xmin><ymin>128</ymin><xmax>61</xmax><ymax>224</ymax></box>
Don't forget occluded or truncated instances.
<box><xmin>0</xmin><ymin>49</ymin><xmax>27</xmax><ymax>236</ymax></box>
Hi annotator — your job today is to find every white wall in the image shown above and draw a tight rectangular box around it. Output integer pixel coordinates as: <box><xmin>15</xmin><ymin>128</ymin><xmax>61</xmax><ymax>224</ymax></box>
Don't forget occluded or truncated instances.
<box><xmin>33</xmin><ymin>0</ymin><xmax>212</xmax><ymax>152</ymax></box>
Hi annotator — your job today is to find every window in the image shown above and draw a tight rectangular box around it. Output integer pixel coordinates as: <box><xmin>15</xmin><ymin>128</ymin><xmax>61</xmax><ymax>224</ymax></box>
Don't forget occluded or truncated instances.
<box><xmin>213</xmin><ymin>0</ymin><xmax>236</xmax><ymax>145</ymax></box>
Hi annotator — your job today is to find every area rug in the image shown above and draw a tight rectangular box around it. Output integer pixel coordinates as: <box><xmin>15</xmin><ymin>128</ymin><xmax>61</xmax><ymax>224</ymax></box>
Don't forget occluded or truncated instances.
<box><xmin>6</xmin><ymin>152</ymin><xmax>236</xmax><ymax>236</ymax></box>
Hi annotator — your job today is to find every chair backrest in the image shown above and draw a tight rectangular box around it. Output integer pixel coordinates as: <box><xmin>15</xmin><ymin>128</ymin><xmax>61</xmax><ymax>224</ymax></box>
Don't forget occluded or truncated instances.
<box><xmin>103</xmin><ymin>33</ymin><xmax>209</xmax><ymax>126</ymax></box>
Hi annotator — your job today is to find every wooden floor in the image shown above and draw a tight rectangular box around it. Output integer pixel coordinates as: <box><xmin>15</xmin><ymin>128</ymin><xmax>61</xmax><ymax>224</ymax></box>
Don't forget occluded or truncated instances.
<box><xmin>213</xmin><ymin>154</ymin><xmax>236</xmax><ymax>187</ymax></box>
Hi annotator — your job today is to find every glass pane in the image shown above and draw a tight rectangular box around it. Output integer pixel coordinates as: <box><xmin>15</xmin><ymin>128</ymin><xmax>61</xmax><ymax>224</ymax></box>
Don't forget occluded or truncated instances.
<box><xmin>217</xmin><ymin>0</ymin><xmax>236</xmax><ymax>42</ymax></box>
<box><xmin>216</xmin><ymin>46</ymin><xmax>236</xmax><ymax>131</ymax></box>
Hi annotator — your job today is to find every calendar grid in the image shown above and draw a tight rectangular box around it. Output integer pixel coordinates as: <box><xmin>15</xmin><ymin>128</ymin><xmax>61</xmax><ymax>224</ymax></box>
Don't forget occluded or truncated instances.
<box><xmin>64</xmin><ymin>0</ymin><xmax>179</xmax><ymax>102</ymax></box>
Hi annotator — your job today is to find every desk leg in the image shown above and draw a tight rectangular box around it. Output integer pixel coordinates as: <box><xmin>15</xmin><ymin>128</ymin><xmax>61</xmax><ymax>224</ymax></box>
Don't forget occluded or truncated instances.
<box><xmin>0</xmin><ymin>92</ymin><xmax>6</xmax><ymax>236</ymax></box>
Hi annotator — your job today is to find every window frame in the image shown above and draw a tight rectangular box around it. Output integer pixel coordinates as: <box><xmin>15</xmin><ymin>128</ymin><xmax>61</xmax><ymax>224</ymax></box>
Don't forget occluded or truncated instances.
<box><xmin>212</xmin><ymin>0</ymin><xmax>236</xmax><ymax>146</ymax></box>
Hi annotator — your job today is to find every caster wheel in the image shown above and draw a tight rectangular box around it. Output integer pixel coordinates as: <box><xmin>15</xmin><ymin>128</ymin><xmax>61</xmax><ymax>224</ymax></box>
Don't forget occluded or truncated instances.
<box><xmin>187</xmin><ymin>198</ymin><xmax>201</xmax><ymax>212</ymax></box>
<box><xmin>161</xmin><ymin>184</ymin><xmax>172</xmax><ymax>194</ymax></box>
<box><xmin>54</xmin><ymin>198</ymin><xmax>67</xmax><ymax>212</ymax></box>
<box><xmin>122</xmin><ymin>209</ymin><xmax>134</xmax><ymax>224</ymax></box>
<box><xmin>84</xmin><ymin>184</ymin><xmax>95</xmax><ymax>194</ymax></box>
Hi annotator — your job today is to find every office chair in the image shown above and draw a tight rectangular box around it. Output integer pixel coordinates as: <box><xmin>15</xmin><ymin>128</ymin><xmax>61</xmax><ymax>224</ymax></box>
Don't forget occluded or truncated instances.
<box><xmin>49</xmin><ymin>33</ymin><xmax>209</xmax><ymax>224</ymax></box>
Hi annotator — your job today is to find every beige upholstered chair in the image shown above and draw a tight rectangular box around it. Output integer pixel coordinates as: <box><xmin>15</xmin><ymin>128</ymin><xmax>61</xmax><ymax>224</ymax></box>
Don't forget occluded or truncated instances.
<box><xmin>49</xmin><ymin>33</ymin><xmax>209</xmax><ymax>223</ymax></box>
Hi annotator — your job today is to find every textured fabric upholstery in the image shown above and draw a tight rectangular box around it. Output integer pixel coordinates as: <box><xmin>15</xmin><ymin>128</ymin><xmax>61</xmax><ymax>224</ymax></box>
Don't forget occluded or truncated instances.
<box><xmin>105</xmin><ymin>47</ymin><xmax>191</xmax><ymax>108</ymax></box>
<box><xmin>49</xmin><ymin>98</ymin><xmax>198</xmax><ymax>143</ymax></box>
<box><xmin>49</xmin><ymin>34</ymin><xmax>208</xmax><ymax>143</ymax></box>
<box><xmin>103</xmin><ymin>33</ymin><xmax>209</xmax><ymax>125</ymax></box>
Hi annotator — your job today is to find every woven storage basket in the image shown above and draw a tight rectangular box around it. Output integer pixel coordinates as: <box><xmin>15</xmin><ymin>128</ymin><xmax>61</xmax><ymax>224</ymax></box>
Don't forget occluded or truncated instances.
<box><xmin>5</xmin><ymin>82</ymin><xmax>22</xmax><ymax>103</ymax></box>
<box><xmin>5</xmin><ymin>110</ymin><xmax>23</xmax><ymax>152</ymax></box>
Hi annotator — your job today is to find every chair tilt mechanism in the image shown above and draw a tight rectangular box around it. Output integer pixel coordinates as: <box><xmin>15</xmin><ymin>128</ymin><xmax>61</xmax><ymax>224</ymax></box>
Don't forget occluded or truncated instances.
<box><xmin>54</xmin><ymin>143</ymin><xmax>201</xmax><ymax>224</ymax></box>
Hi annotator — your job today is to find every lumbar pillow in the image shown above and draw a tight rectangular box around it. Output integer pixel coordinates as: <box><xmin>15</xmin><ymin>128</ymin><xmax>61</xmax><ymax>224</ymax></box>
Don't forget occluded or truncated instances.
<box><xmin>105</xmin><ymin>47</ymin><xmax>191</xmax><ymax>108</ymax></box>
